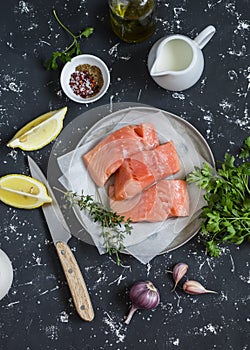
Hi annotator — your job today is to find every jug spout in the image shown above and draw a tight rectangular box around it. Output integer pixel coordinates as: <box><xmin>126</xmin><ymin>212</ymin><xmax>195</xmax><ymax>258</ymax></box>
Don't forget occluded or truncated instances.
<box><xmin>150</xmin><ymin>58</ymin><xmax>171</xmax><ymax>77</ymax></box>
<box><xmin>150</xmin><ymin>68</ymin><xmax>170</xmax><ymax>77</ymax></box>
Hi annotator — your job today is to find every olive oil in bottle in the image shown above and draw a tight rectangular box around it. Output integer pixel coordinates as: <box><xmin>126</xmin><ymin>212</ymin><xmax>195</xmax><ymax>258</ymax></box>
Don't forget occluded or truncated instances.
<box><xmin>109</xmin><ymin>0</ymin><xmax>156</xmax><ymax>43</ymax></box>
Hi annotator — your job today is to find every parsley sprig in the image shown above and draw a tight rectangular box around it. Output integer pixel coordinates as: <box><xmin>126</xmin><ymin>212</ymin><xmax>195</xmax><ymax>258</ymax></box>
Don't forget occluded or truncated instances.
<box><xmin>187</xmin><ymin>136</ymin><xmax>250</xmax><ymax>257</ymax></box>
<box><xmin>46</xmin><ymin>10</ymin><xmax>94</xmax><ymax>71</ymax></box>
<box><xmin>64</xmin><ymin>191</ymin><xmax>132</xmax><ymax>265</ymax></box>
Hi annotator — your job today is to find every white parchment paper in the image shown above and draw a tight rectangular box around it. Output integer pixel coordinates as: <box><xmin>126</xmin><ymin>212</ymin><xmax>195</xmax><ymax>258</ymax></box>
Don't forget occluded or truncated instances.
<box><xmin>57</xmin><ymin>109</ymin><xmax>208</xmax><ymax>263</ymax></box>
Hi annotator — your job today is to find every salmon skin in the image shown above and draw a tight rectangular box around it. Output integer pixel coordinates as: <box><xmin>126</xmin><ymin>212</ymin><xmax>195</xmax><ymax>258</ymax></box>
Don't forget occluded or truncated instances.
<box><xmin>83</xmin><ymin>123</ymin><xmax>159</xmax><ymax>187</ymax></box>
<box><xmin>109</xmin><ymin>180</ymin><xmax>189</xmax><ymax>222</ymax></box>
<box><xmin>114</xmin><ymin>141</ymin><xmax>181</xmax><ymax>200</ymax></box>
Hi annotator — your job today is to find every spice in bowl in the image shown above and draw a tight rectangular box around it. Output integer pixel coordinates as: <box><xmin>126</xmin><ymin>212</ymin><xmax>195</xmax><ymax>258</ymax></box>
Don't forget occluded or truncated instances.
<box><xmin>69</xmin><ymin>64</ymin><xmax>104</xmax><ymax>99</ymax></box>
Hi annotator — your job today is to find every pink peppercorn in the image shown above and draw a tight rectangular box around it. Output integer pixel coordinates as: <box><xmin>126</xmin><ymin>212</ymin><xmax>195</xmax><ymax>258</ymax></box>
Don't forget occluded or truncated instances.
<box><xmin>69</xmin><ymin>70</ymin><xmax>99</xmax><ymax>99</ymax></box>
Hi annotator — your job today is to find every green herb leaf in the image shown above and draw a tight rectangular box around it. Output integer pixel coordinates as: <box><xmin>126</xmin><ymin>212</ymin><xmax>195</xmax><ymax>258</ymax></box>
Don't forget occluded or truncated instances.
<box><xmin>46</xmin><ymin>51</ymin><xmax>62</xmax><ymax>71</ymax></box>
<box><xmin>80</xmin><ymin>27</ymin><xmax>94</xmax><ymax>38</ymax></box>
<box><xmin>60</xmin><ymin>52</ymin><xmax>73</xmax><ymax>64</ymax></box>
<box><xmin>187</xmin><ymin>137</ymin><xmax>250</xmax><ymax>256</ymax></box>
<box><xmin>205</xmin><ymin>240</ymin><xmax>221</xmax><ymax>257</ymax></box>
<box><xmin>239</xmin><ymin>136</ymin><xmax>250</xmax><ymax>159</ymax></box>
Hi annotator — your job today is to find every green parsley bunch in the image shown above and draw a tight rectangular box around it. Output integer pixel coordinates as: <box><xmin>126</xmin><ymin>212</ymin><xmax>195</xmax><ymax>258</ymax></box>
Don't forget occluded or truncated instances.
<box><xmin>187</xmin><ymin>137</ymin><xmax>250</xmax><ymax>256</ymax></box>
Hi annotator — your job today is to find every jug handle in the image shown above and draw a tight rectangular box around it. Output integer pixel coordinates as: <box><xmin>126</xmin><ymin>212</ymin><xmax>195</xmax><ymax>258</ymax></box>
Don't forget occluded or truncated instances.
<box><xmin>194</xmin><ymin>25</ymin><xmax>216</xmax><ymax>49</ymax></box>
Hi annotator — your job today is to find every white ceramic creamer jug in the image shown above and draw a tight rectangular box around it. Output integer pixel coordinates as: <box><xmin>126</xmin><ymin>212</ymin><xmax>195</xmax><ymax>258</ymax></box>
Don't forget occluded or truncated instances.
<box><xmin>148</xmin><ymin>25</ymin><xmax>216</xmax><ymax>91</ymax></box>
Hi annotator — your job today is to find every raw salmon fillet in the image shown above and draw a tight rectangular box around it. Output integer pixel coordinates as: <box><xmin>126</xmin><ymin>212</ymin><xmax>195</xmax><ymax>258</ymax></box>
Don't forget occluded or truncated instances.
<box><xmin>114</xmin><ymin>141</ymin><xmax>181</xmax><ymax>200</ymax></box>
<box><xmin>83</xmin><ymin>123</ymin><xmax>159</xmax><ymax>187</ymax></box>
<box><xmin>109</xmin><ymin>180</ymin><xmax>189</xmax><ymax>222</ymax></box>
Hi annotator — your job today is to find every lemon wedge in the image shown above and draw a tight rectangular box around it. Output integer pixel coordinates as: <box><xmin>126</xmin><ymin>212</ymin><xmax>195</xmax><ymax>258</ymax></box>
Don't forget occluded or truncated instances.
<box><xmin>7</xmin><ymin>106</ymin><xmax>67</xmax><ymax>151</ymax></box>
<box><xmin>0</xmin><ymin>174</ymin><xmax>52</xmax><ymax>209</ymax></box>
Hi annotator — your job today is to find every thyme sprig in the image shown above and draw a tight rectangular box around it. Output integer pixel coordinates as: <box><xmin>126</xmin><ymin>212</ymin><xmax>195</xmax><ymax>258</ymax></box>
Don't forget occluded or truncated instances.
<box><xmin>64</xmin><ymin>191</ymin><xmax>132</xmax><ymax>265</ymax></box>
<box><xmin>46</xmin><ymin>10</ymin><xmax>94</xmax><ymax>71</ymax></box>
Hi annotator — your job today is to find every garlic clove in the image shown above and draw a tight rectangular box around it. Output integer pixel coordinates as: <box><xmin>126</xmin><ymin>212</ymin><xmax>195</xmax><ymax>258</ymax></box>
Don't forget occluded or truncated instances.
<box><xmin>171</xmin><ymin>262</ymin><xmax>188</xmax><ymax>291</ymax></box>
<box><xmin>183</xmin><ymin>280</ymin><xmax>217</xmax><ymax>295</ymax></box>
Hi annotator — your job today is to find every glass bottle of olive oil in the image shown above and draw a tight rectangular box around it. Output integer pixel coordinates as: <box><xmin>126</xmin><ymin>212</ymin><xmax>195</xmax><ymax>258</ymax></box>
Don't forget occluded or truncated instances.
<box><xmin>109</xmin><ymin>0</ymin><xmax>156</xmax><ymax>43</ymax></box>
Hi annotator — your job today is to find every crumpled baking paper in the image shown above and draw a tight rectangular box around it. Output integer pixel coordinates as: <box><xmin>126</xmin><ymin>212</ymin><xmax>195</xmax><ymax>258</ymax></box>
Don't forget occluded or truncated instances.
<box><xmin>57</xmin><ymin>108</ymin><xmax>210</xmax><ymax>264</ymax></box>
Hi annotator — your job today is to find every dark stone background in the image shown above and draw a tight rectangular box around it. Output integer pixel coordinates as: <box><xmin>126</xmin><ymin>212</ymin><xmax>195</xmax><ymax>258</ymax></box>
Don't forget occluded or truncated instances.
<box><xmin>0</xmin><ymin>0</ymin><xmax>249</xmax><ymax>349</ymax></box>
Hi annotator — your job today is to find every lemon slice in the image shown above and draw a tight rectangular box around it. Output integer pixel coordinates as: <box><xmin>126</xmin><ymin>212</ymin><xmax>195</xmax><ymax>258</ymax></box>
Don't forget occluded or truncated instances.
<box><xmin>0</xmin><ymin>174</ymin><xmax>52</xmax><ymax>209</ymax></box>
<box><xmin>7</xmin><ymin>106</ymin><xmax>68</xmax><ymax>151</ymax></box>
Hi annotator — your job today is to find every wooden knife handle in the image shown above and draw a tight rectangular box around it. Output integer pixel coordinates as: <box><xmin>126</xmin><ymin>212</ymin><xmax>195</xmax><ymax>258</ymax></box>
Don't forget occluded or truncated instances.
<box><xmin>55</xmin><ymin>241</ymin><xmax>94</xmax><ymax>321</ymax></box>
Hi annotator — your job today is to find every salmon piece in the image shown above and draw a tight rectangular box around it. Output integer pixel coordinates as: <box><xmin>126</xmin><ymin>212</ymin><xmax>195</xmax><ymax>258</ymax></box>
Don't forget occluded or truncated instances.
<box><xmin>114</xmin><ymin>141</ymin><xmax>181</xmax><ymax>200</ymax></box>
<box><xmin>109</xmin><ymin>180</ymin><xmax>189</xmax><ymax>222</ymax></box>
<box><xmin>83</xmin><ymin>123</ymin><xmax>159</xmax><ymax>187</ymax></box>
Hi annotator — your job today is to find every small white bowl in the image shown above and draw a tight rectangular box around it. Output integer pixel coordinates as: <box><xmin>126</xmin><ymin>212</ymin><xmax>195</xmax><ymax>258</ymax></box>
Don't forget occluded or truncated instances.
<box><xmin>0</xmin><ymin>249</ymin><xmax>13</xmax><ymax>301</ymax></box>
<box><xmin>60</xmin><ymin>54</ymin><xmax>110</xmax><ymax>104</ymax></box>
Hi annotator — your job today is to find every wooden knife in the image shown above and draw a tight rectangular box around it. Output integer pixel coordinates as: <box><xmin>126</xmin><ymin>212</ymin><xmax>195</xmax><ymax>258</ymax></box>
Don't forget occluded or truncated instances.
<box><xmin>28</xmin><ymin>156</ymin><xmax>94</xmax><ymax>321</ymax></box>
